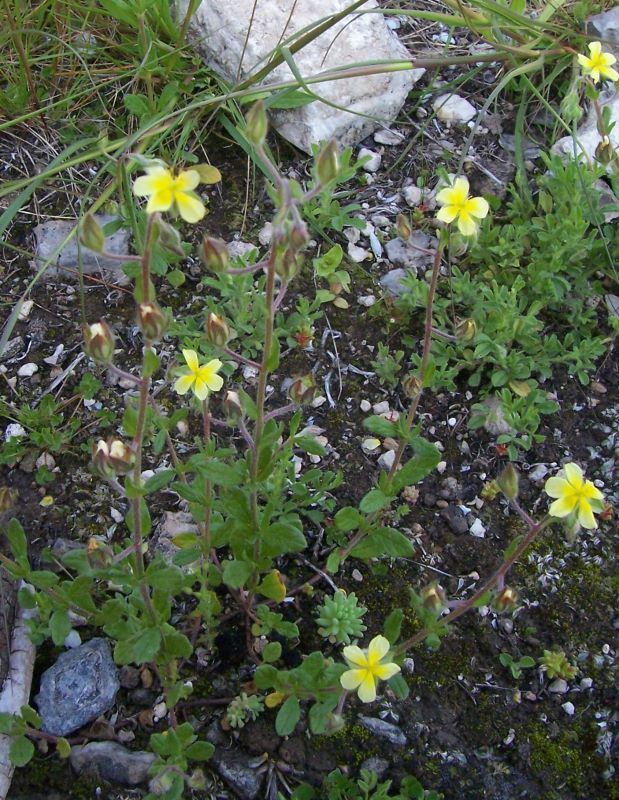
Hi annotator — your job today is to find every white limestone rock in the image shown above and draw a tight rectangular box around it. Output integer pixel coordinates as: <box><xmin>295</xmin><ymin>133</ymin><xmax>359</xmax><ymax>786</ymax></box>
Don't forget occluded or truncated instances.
<box><xmin>183</xmin><ymin>0</ymin><xmax>424</xmax><ymax>153</ymax></box>
<box><xmin>553</xmin><ymin>91</ymin><xmax>619</xmax><ymax>170</ymax></box>
<box><xmin>433</xmin><ymin>93</ymin><xmax>476</xmax><ymax>124</ymax></box>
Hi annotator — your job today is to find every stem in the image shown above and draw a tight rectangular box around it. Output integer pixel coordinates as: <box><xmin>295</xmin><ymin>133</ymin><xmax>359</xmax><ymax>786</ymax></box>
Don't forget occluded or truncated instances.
<box><xmin>201</xmin><ymin>398</ymin><xmax>213</xmax><ymax>556</ymax></box>
<box><xmin>396</xmin><ymin>514</ymin><xmax>550</xmax><ymax>655</ymax></box>
<box><xmin>222</xmin><ymin>346</ymin><xmax>261</xmax><ymax>370</ymax></box>
<box><xmin>141</xmin><ymin>215</ymin><xmax>156</xmax><ymax>302</ymax></box>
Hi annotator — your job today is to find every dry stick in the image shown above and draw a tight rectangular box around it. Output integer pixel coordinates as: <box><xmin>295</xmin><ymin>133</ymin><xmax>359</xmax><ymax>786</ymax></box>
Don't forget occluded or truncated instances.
<box><xmin>395</xmin><ymin>514</ymin><xmax>551</xmax><ymax>656</ymax></box>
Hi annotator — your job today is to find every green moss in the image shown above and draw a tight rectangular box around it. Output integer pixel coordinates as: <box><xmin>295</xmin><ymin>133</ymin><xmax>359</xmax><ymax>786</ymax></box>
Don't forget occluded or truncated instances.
<box><xmin>10</xmin><ymin>754</ymin><xmax>96</xmax><ymax>799</ymax></box>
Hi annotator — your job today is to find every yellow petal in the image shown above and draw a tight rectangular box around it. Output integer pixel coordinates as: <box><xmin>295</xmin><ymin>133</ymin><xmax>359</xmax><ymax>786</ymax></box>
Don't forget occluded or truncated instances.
<box><xmin>192</xmin><ymin>378</ymin><xmax>210</xmax><ymax>401</ymax></box>
<box><xmin>589</xmin><ymin>41</ymin><xmax>602</xmax><ymax>58</ymax></box>
<box><xmin>357</xmin><ymin>672</ymin><xmax>377</xmax><ymax>703</ymax></box>
<box><xmin>544</xmin><ymin>476</ymin><xmax>570</xmax><ymax>498</ymax></box>
<box><xmin>577</xmin><ymin>54</ymin><xmax>592</xmax><ymax>69</ymax></box>
<box><xmin>175</xmin><ymin>191</ymin><xmax>206</xmax><ymax>223</ymax></box>
<box><xmin>182</xmin><ymin>349</ymin><xmax>200</xmax><ymax>373</ymax></box>
<box><xmin>343</xmin><ymin>645</ymin><xmax>368</xmax><ymax>668</ymax></box>
<box><xmin>452</xmin><ymin>176</ymin><xmax>470</xmax><ymax>200</ymax></box>
<box><xmin>548</xmin><ymin>496</ymin><xmax>576</xmax><ymax>518</ymax></box>
<box><xmin>205</xmin><ymin>372</ymin><xmax>224</xmax><ymax>392</ymax></box>
<box><xmin>174</xmin><ymin>374</ymin><xmax>195</xmax><ymax>395</ymax></box>
<box><xmin>133</xmin><ymin>173</ymin><xmax>162</xmax><ymax>196</ymax></box>
<box><xmin>563</xmin><ymin>463</ymin><xmax>583</xmax><ymax>488</ymax></box>
<box><xmin>457</xmin><ymin>211</ymin><xmax>478</xmax><ymax>237</ymax></box>
<box><xmin>436</xmin><ymin>186</ymin><xmax>457</xmax><ymax>206</ymax></box>
<box><xmin>373</xmin><ymin>662</ymin><xmax>400</xmax><ymax>681</ymax></box>
<box><xmin>175</xmin><ymin>170</ymin><xmax>200</xmax><ymax>192</ymax></box>
<box><xmin>600</xmin><ymin>52</ymin><xmax>617</xmax><ymax>67</ymax></box>
<box><xmin>436</xmin><ymin>205</ymin><xmax>459</xmax><ymax>224</ymax></box>
<box><xmin>577</xmin><ymin>501</ymin><xmax>597</xmax><ymax>530</ymax></box>
<box><xmin>602</xmin><ymin>66</ymin><xmax>619</xmax><ymax>81</ymax></box>
<box><xmin>581</xmin><ymin>481</ymin><xmax>604</xmax><ymax>501</ymax></box>
<box><xmin>366</xmin><ymin>635</ymin><xmax>390</xmax><ymax>665</ymax></box>
<box><xmin>466</xmin><ymin>196</ymin><xmax>489</xmax><ymax>219</ymax></box>
<box><xmin>146</xmin><ymin>189</ymin><xmax>173</xmax><ymax>213</ymax></box>
<box><xmin>340</xmin><ymin>668</ymin><xmax>366</xmax><ymax>691</ymax></box>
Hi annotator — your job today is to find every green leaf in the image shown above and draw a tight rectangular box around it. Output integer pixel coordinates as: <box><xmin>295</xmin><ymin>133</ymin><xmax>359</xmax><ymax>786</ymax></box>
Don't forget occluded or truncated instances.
<box><xmin>9</xmin><ymin>735</ymin><xmax>34</xmax><ymax>767</ymax></box>
<box><xmin>383</xmin><ymin>608</ymin><xmax>403</xmax><ymax>645</ymax></box>
<box><xmin>262</xmin><ymin>521</ymin><xmax>307</xmax><ymax>558</ymax></box>
<box><xmin>334</xmin><ymin>506</ymin><xmax>363</xmax><ymax>532</ymax></box>
<box><xmin>20</xmin><ymin>706</ymin><xmax>41</xmax><ymax>728</ymax></box>
<box><xmin>143</xmin><ymin>348</ymin><xmax>160</xmax><ymax>377</ymax></box>
<box><xmin>326</xmin><ymin>552</ymin><xmax>340</xmax><ymax>574</ymax></box>
<box><xmin>387</xmin><ymin>672</ymin><xmax>409</xmax><ymax>700</ymax></box>
<box><xmin>363</xmin><ymin>416</ymin><xmax>397</xmax><ymax>437</ymax></box>
<box><xmin>294</xmin><ymin>435</ymin><xmax>326</xmax><ymax>456</ymax></box>
<box><xmin>167</xmin><ymin>269</ymin><xmax>186</xmax><ymax>288</ymax></box>
<box><xmin>185</xmin><ymin>740</ymin><xmax>215</xmax><ymax>761</ymax></box>
<box><xmin>56</xmin><ymin>737</ymin><xmax>71</xmax><ymax>759</ymax></box>
<box><xmin>257</xmin><ymin>570</ymin><xmax>287</xmax><ymax>602</ymax></box>
<box><xmin>201</xmin><ymin>461</ymin><xmax>244</xmax><ymax>487</ymax></box>
<box><xmin>129</xmin><ymin>627</ymin><xmax>162</xmax><ymax>664</ymax></box>
<box><xmin>262</xmin><ymin>641</ymin><xmax>282</xmax><ymax>663</ymax></box>
<box><xmin>144</xmin><ymin>469</ymin><xmax>176</xmax><ymax>494</ymax></box>
<box><xmin>350</xmin><ymin>527</ymin><xmax>414</xmax><ymax>559</ymax></box>
<box><xmin>276</xmin><ymin>696</ymin><xmax>300</xmax><ymax>736</ymax></box>
<box><xmin>0</xmin><ymin>713</ymin><xmax>14</xmax><ymax>734</ymax></box>
<box><xmin>7</xmin><ymin>518</ymin><xmax>27</xmax><ymax>562</ymax></box>
<box><xmin>359</xmin><ymin>488</ymin><xmax>389</xmax><ymax>514</ymax></box>
<box><xmin>222</xmin><ymin>559</ymin><xmax>253</xmax><ymax>589</ymax></box>
<box><xmin>17</xmin><ymin>586</ymin><xmax>36</xmax><ymax>609</ymax></box>
<box><xmin>393</xmin><ymin>439</ymin><xmax>441</xmax><ymax>492</ymax></box>
<box><xmin>254</xmin><ymin>664</ymin><xmax>278</xmax><ymax>690</ymax></box>
<box><xmin>49</xmin><ymin>609</ymin><xmax>72</xmax><ymax>646</ymax></box>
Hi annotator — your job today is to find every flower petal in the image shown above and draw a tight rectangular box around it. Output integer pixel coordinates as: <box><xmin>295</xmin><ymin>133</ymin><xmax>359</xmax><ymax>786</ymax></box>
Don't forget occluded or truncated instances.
<box><xmin>340</xmin><ymin>668</ymin><xmax>365</xmax><ymax>691</ymax></box>
<box><xmin>193</xmin><ymin>378</ymin><xmax>210</xmax><ymax>401</ymax></box>
<box><xmin>581</xmin><ymin>481</ymin><xmax>604</xmax><ymax>501</ymax></box>
<box><xmin>204</xmin><ymin>372</ymin><xmax>224</xmax><ymax>392</ymax></box>
<box><xmin>544</xmin><ymin>476</ymin><xmax>570</xmax><ymax>498</ymax></box>
<box><xmin>146</xmin><ymin>189</ymin><xmax>173</xmax><ymax>213</ymax></box>
<box><xmin>577</xmin><ymin>500</ymin><xmax>597</xmax><ymax>530</ymax></box>
<box><xmin>602</xmin><ymin>65</ymin><xmax>619</xmax><ymax>81</ymax></box>
<box><xmin>175</xmin><ymin>191</ymin><xmax>206</xmax><ymax>223</ymax></box>
<box><xmin>452</xmin><ymin>176</ymin><xmax>470</xmax><ymax>198</ymax></box>
<box><xmin>343</xmin><ymin>645</ymin><xmax>367</xmax><ymax>668</ymax></box>
<box><xmin>457</xmin><ymin>212</ymin><xmax>478</xmax><ymax>237</ymax></box>
<box><xmin>357</xmin><ymin>672</ymin><xmax>377</xmax><ymax>703</ymax></box>
<box><xmin>436</xmin><ymin>186</ymin><xmax>456</xmax><ymax>206</ymax></box>
<box><xmin>466</xmin><ymin>196</ymin><xmax>489</xmax><ymax>219</ymax></box>
<box><xmin>367</xmin><ymin>635</ymin><xmax>390</xmax><ymax>665</ymax></box>
<box><xmin>133</xmin><ymin>173</ymin><xmax>165</xmax><ymax>196</ymax></box>
<box><xmin>436</xmin><ymin>205</ymin><xmax>459</xmax><ymax>224</ymax></box>
<box><xmin>373</xmin><ymin>662</ymin><xmax>401</xmax><ymax>681</ymax></box>
<box><xmin>563</xmin><ymin>463</ymin><xmax>583</xmax><ymax>488</ymax></box>
<box><xmin>589</xmin><ymin>41</ymin><xmax>602</xmax><ymax>58</ymax></box>
<box><xmin>548</xmin><ymin>496</ymin><xmax>576</xmax><ymax>518</ymax></box>
<box><xmin>174</xmin><ymin>374</ymin><xmax>195</xmax><ymax>395</ymax></box>
<box><xmin>182</xmin><ymin>349</ymin><xmax>199</xmax><ymax>373</ymax></box>
<box><xmin>577</xmin><ymin>54</ymin><xmax>591</xmax><ymax>69</ymax></box>
<box><xmin>175</xmin><ymin>169</ymin><xmax>200</xmax><ymax>191</ymax></box>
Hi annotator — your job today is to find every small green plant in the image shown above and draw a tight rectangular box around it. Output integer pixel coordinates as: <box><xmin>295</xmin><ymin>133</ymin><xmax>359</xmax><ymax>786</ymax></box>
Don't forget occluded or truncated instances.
<box><xmin>303</xmin><ymin>146</ymin><xmax>369</xmax><ymax>235</ymax></box>
<box><xmin>539</xmin><ymin>649</ymin><xmax>578</xmax><ymax>681</ymax></box>
<box><xmin>371</xmin><ymin>343</ymin><xmax>405</xmax><ymax>388</ymax></box>
<box><xmin>313</xmin><ymin>244</ymin><xmax>352</xmax><ymax>309</ymax></box>
<box><xmin>147</xmin><ymin>722</ymin><xmax>214</xmax><ymax>800</ymax></box>
<box><xmin>499</xmin><ymin>652</ymin><xmax>536</xmax><ymax>679</ymax></box>
<box><xmin>289</xmin><ymin>768</ymin><xmax>442</xmax><ymax>799</ymax></box>
<box><xmin>316</xmin><ymin>590</ymin><xmax>368</xmax><ymax>645</ymax></box>
<box><xmin>225</xmin><ymin>692</ymin><xmax>265</xmax><ymax>729</ymax></box>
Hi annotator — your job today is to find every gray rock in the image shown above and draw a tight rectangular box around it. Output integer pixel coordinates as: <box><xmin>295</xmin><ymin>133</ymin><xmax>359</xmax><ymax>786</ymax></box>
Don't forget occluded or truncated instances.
<box><xmin>212</xmin><ymin>750</ymin><xmax>264</xmax><ymax>800</ymax></box>
<box><xmin>30</xmin><ymin>215</ymin><xmax>131</xmax><ymax>284</ymax></box>
<box><xmin>35</xmin><ymin>638</ymin><xmax>120</xmax><ymax>736</ymax></box>
<box><xmin>360</xmin><ymin>757</ymin><xmax>390</xmax><ymax>779</ymax></box>
<box><xmin>384</xmin><ymin>232</ymin><xmax>437</xmax><ymax>275</ymax></box>
<box><xmin>587</xmin><ymin>8</ymin><xmax>619</xmax><ymax>58</ymax></box>
<box><xmin>553</xmin><ymin>91</ymin><xmax>619</xmax><ymax>172</ymax></box>
<box><xmin>379</xmin><ymin>267</ymin><xmax>407</xmax><ymax>297</ymax></box>
<box><xmin>359</xmin><ymin>716</ymin><xmax>407</xmax><ymax>746</ymax></box>
<box><xmin>152</xmin><ymin>510</ymin><xmax>199</xmax><ymax>569</ymax></box>
<box><xmin>479</xmin><ymin>395</ymin><xmax>515</xmax><ymax>437</ymax></box>
<box><xmin>440</xmin><ymin>505</ymin><xmax>469</xmax><ymax>536</ymax></box>
<box><xmin>182</xmin><ymin>0</ymin><xmax>424</xmax><ymax>154</ymax></box>
<box><xmin>0</xmin><ymin>336</ymin><xmax>24</xmax><ymax>362</ymax></box>
<box><xmin>70</xmin><ymin>741</ymin><xmax>155</xmax><ymax>786</ymax></box>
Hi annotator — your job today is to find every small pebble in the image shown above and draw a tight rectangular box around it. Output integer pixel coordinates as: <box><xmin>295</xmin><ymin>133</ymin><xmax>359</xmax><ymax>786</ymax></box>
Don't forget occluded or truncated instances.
<box><xmin>469</xmin><ymin>518</ymin><xmax>486</xmax><ymax>538</ymax></box>
<box><xmin>358</xmin><ymin>147</ymin><xmax>382</xmax><ymax>172</ymax></box>
<box><xmin>548</xmin><ymin>678</ymin><xmax>568</xmax><ymax>694</ymax></box>
<box><xmin>374</xmin><ymin>129</ymin><xmax>404</xmax><ymax>146</ymax></box>
<box><xmin>64</xmin><ymin>631</ymin><xmax>82</xmax><ymax>649</ymax></box>
<box><xmin>358</xmin><ymin>294</ymin><xmax>376</xmax><ymax>307</ymax></box>
<box><xmin>351</xmin><ymin>569</ymin><xmax>363</xmax><ymax>582</ymax></box>
<box><xmin>562</xmin><ymin>701</ymin><xmax>575</xmax><ymax>716</ymax></box>
<box><xmin>360</xmin><ymin>399</ymin><xmax>372</xmax><ymax>412</ymax></box>
<box><xmin>17</xmin><ymin>362</ymin><xmax>38</xmax><ymax>378</ymax></box>
<box><xmin>362</xmin><ymin>438</ymin><xmax>381</xmax><ymax>453</ymax></box>
<box><xmin>378</xmin><ymin>451</ymin><xmax>396</xmax><ymax>470</ymax></box>
<box><xmin>348</xmin><ymin>243</ymin><xmax>369</xmax><ymax>262</ymax></box>
<box><xmin>373</xmin><ymin>401</ymin><xmax>390</xmax><ymax>414</ymax></box>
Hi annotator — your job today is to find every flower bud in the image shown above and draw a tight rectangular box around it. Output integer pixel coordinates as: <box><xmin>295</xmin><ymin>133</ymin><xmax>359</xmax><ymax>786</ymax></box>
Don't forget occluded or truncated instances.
<box><xmin>201</xmin><ymin>236</ymin><xmax>229</xmax><ymax>273</ymax></box>
<box><xmin>155</xmin><ymin>217</ymin><xmax>185</xmax><ymax>257</ymax></box>
<box><xmin>323</xmin><ymin>712</ymin><xmax>345</xmax><ymax>735</ymax></box>
<box><xmin>493</xmin><ymin>586</ymin><xmax>518</xmax><ymax>613</ymax></box>
<box><xmin>83</xmin><ymin>320</ymin><xmax>114</xmax><ymax>365</ymax></box>
<box><xmin>396</xmin><ymin>213</ymin><xmax>412</xmax><ymax>242</ymax></box>
<box><xmin>496</xmin><ymin>463</ymin><xmax>519</xmax><ymax>500</ymax></box>
<box><xmin>294</xmin><ymin>324</ymin><xmax>314</xmax><ymax>350</ymax></box>
<box><xmin>288</xmin><ymin>374</ymin><xmax>317</xmax><ymax>405</ymax></box>
<box><xmin>274</xmin><ymin>246</ymin><xmax>302</xmax><ymax>282</ymax></box>
<box><xmin>205</xmin><ymin>312</ymin><xmax>230</xmax><ymax>347</ymax></box>
<box><xmin>138</xmin><ymin>302</ymin><xmax>168</xmax><ymax>342</ymax></box>
<box><xmin>92</xmin><ymin>438</ymin><xmax>135</xmax><ymax>477</ymax></box>
<box><xmin>402</xmin><ymin>373</ymin><xmax>422</xmax><ymax>399</ymax></box>
<box><xmin>595</xmin><ymin>135</ymin><xmax>617</xmax><ymax>166</ymax></box>
<box><xmin>290</xmin><ymin>220</ymin><xmax>310</xmax><ymax>250</ymax></box>
<box><xmin>420</xmin><ymin>582</ymin><xmax>447</xmax><ymax>614</ymax></box>
<box><xmin>455</xmin><ymin>318</ymin><xmax>477</xmax><ymax>342</ymax></box>
<box><xmin>315</xmin><ymin>139</ymin><xmax>339</xmax><ymax>185</ymax></box>
<box><xmin>245</xmin><ymin>100</ymin><xmax>268</xmax><ymax>147</ymax></box>
<box><xmin>0</xmin><ymin>486</ymin><xmax>17</xmax><ymax>513</ymax></box>
<box><xmin>560</xmin><ymin>91</ymin><xmax>583</xmax><ymax>124</ymax></box>
<box><xmin>79</xmin><ymin>213</ymin><xmax>105</xmax><ymax>252</ymax></box>
<box><xmin>86</xmin><ymin>537</ymin><xmax>113</xmax><ymax>569</ymax></box>
<box><xmin>187</xmin><ymin>769</ymin><xmax>207</xmax><ymax>791</ymax></box>
<box><xmin>223</xmin><ymin>390</ymin><xmax>244</xmax><ymax>424</ymax></box>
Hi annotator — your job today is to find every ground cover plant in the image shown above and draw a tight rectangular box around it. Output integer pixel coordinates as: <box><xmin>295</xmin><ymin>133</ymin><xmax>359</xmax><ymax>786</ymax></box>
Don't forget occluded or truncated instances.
<box><xmin>0</xmin><ymin>2</ymin><xmax>618</xmax><ymax>799</ymax></box>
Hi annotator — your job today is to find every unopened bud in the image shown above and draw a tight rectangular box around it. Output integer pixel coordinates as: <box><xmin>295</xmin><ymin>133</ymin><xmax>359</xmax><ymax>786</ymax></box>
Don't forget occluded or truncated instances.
<box><xmin>497</xmin><ymin>463</ymin><xmax>519</xmax><ymax>500</ymax></box>
<box><xmin>201</xmin><ymin>237</ymin><xmax>229</xmax><ymax>273</ymax></box>
<box><xmin>595</xmin><ymin>135</ymin><xmax>616</xmax><ymax>165</ymax></box>
<box><xmin>288</xmin><ymin>374</ymin><xmax>317</xmax><ymax>405</ymax></box>
<box><xmin>245</xmin><ymin>100</ymin><xmax>268</xmax><ymax>147</ymax></box>
<box><xmin>323</xmin><ymin>712</ymin><xmax>345</xmax><ymax>735</ymax></box>
<box><xmin>455</xmin><ymin>318</ymin><xmax>477</xmax><ymax>342</ymax></box>
<box><xmin>205</xmin><ymin>312</ymin><xmax>230</xmax><ymax>347</ymax></box>
<box><xmin>79</xmin><ymin>213</ymin><xmax>105</xmax><ymax>252</ymax></box>
<box><xmin>274</xmin><ymin>246</ymin><xmax>302</xmax><ymax>281</ymax></box>
<box><xmin>83</xmin><ymin>320</ymin><xmax>114</xmax><ymax>365</ymax></box>
<box><xmin>155</xmin><ymin>217</ymin><xmax>185</xmax><ymax>257</ymax></box>
<box><xmin>92</xmin><ymin>438</ymin><xmax>135</xmax><ymax>477</ymax></box>
<box><xmin>290</xmin><ymin>220</ymin><xmax>310</xmax><ymax>250</ymax></box>
<box><xmin>315</xmin><ymin>139</ymin><xmax>339</xmax><ymax>185</ymax></box>
<box><xmin>86</xmin><ymin>537</ymin><xmax>113</xmax><ymax>569</ymax></box>
<box><xmin>494</xmin><ymin>586</ymin><xmax>518</xmax><ymax>613</ymax></box>
<box><xmin>396</xmin><ymin>213</ymin><xmax>412</xmax><ymax>241</ymax></box>
<box><xmin>187</xmin><ymin>769</ymin><xmax>207</xmax><ymax>791</ymax></box>
<box><xmin>223</xmin><ymin>390</ymin><xmax>244</xmax><ymax>424</ymax></box>
<box><xmin>420</xmin><ymin>582</ymin><xmax>447</xmax><ymax>614</ymax></box>
<box><xmin>138</xmin><ymin>302</ymin><xmax>168</xmax><ymax>341</ymax></box>
<box><xmin>0</xmin><ymin>486</ymin><xmax>17</xmax><ymax>513</ymax></box>
<box><xmin>560</xmin><ymin>91</ymin><xmax>583</xmax><ymax>124</ymax></box>
<box><xmin>402</xmin><ymin>373</ymin><xmax>422</xmax><ymax>399</ymax></box>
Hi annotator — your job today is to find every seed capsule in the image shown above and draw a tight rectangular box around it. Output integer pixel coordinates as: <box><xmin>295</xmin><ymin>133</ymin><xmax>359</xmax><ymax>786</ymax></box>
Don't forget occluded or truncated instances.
<box><xmin>83</xmin><ymin>320</ymin><xmax>114</xmax><ymax>365</ymax></box>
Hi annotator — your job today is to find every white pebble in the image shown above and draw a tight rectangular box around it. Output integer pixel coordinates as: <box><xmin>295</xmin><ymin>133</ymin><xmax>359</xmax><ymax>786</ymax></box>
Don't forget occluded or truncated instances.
<box><xmin>360</xmin><ymin>399</ymin><xmax>372</xmax><ymax>412</ymax></box>
<box><xmin>374</xmin><ymin>129</ymin><xmax>403</xmax><ymax>146</ymax></box>
<box><xmin>110</xmin><ymin>507</ymin><xmax>124</xmax><ymax>523</ymax></box>
<box><xmin>258</xmin><ymin>222</ymin><xmax>272</xmax><ymax>246</ymax></box>
<box><xmin>469</xmin><ymin>518</ymin><xmax>486</xmax><ymax>538</ymax></box>
<box><xmin>402</xmin><ymin>185</ymin><xmax>423</xmax><ymax>206</ymax></box>
<box><xmin>348</xmin><ymin>243</ymin><xmax>369</xmax><ymax>262</ymax></box>
<box><xmin>437</xmin><ymin>461</ymin><xmax>447</xmax><ymax>474</ymax></box>
<box><xmin>548</xmin><ymin>678</ymin><xmax>568</xmax><ymax>694</ymax></box>
<box><xmin>18</xmin><ymin>299</ymin><xmax>34</xmax><ymax>321</ymax></box>
<box><xmin>358</xmin><ymin>147</ymin><xmax>382</xmax><ymax>172</ymax></box>
<box><xmin>17</xmin><ymin>362</ymin><xmax>38</xmax><ymax>378</ymax></box>
<box><xmin>433</xmin><ymin>93</ymin><xmax>476</xmax><ymax>124</ymax></box>
<box><xmin>373</xmin><ymin>401</ymin><xmax>390</xmax><ymax>414</ymax></box>
<box><xmin>378</xmin><ymin>450</ymin><xmax>396</xmax><ymax>470</ymax></box>
<box><xmin>64</xmin><ymin>630</ymin><xmax>82</xmax><ymax>649</ymax></box>
<box><xmin>358</xmin><ymin>294</ymin><xmax>376</xmax><ymax>308</ymax></box>
<box><xmin>562</xmin><ymin>701</ymin><xmax>575</xmax><ymax>716</ymax></box>
<box><xmin>5</xmin><ymin>423</ymin><xmax>26</xmax><ymax>441</ymax></box>
<box><xmin>311</xmin><ymin>396</ymin><xmax>327</xmax><ymax>408</ymax></box>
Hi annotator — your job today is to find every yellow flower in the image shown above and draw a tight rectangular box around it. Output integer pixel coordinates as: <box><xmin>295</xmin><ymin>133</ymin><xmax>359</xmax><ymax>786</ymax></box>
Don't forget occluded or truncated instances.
<box><xmin>544</xmin><ymin>462</ymin><xmax>604</xmax><ymax>530</ymax></box>
<box><xmin>174</xmin><ymin>349</ymin><xmax>224</xmax><ymax>401</ymax></box>
<box><xmin>133</xmin><ymin>166</ymin><xmax>206</xmax><ymax>223</ymax></box>
<box><xmin>436</xmin><ymin>177</ymin><xmax>489</xmax><ymax>236</ymax></box>
<box><xmin>340</xmin><ymin>635</ymin><xmax>400</xmax><ymax>703</ymax></box>
<box><xmin>577</xmin><ymin>41</ymin><xmax>619</xmax><ymax>84</ymax></box>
